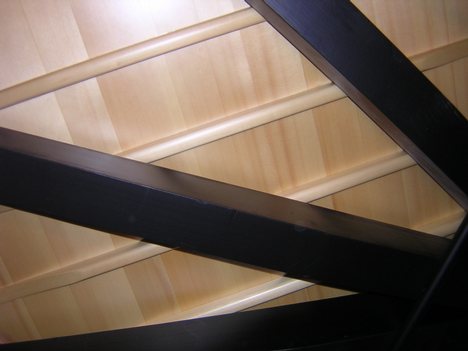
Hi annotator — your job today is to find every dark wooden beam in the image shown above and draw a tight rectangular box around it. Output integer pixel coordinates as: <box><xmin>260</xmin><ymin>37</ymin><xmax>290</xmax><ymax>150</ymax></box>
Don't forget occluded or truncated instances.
<box><xmin>246</xmin><ymin>0</ymin><xmax>468</xmax><ymax>210</ymax></box>
<box><xmin>1</xmin><ymin>294</ymin><xmax>466</xmax><ymax>350</ymax></box>
<box><xmin>393</xmin><ymin>217</ymin><xmax>468</xmax><ymax>350</ymax></box>
<box><xmin>0</xmin><ymin>127</ymin><xmax>449</xmax><ymax>299</ymax></box>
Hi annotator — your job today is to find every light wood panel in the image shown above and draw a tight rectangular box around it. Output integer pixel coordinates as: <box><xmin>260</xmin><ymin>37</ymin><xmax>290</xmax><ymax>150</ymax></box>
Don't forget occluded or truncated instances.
<box><xmin>425</xmin><ymin>56</ymin><xmax>468</xmax><ymax>118</ymax></box>
<box><xmin>247</xmin><ymin>285</ymin><xmax>353</xmax><ymax>311</ymax></box>
<box><xmin>0</xmin><ymin>0</ymin><xmax>466</xmax><ymax>344</ymax></box>
<box><xmin>71</xmin><ymin>0</ymin><xmax>249</xmax><ymax>57</ymax></box>
<box><xmin>0</xmin><ymin>211</ymin><xmax>116</xmax><ymax>282</ymax></box>
<box><xmin>0</xmin><ymin>8</ymin><xmax>264</xmax><ymax>110</ymax></box>
<box><xmin>0</xmin><ymin>1</ymin><xmax>76</xmax><ymax>144</ymax></box>
<box><xmin>160</xmin><ymin>251</ymin><xmax>278</xmax><ymax>312</ymax></box>
<box><xmin>69</xmin><ymin>269</ymin><xmax>145</xmax><ymax>333</ymax></box>
<box><xmin>352</xmin><ymin>0</ymin><xmax>468</xmax><ymax>56</ymax></box>
<box><xmin>0</xmin><ymin>302</ymin><xmax>32</xmax><ymax>343</ymax></box>
<box><xmin>0</xmin><ymin>1</ymin><xmax>45</xmax><ymax>89</ymax></box>
<box><xmin>118</xmin><ymin>38</ymin><xmax>468</xmax><ymax>163</ymax></box>
<box><xmin>94</xmin><ymin>21</ymin><xmax>311</xmax><ymax>151</ymax></box>
<box><xmin>316</xmin><ymin>166</ymin><xmax>461</xmax><ymax>230</ymax></box>
<box><xmin>0</xmin><ymin>256</ymin><xmax>40</xmax><ymax>343</ymax></box>
<box><xmin>23</xmin><ymin>287</ymin><xmax>89</xmax><ymax>339</ymax></box>
<box><xmin>0</xmin><ymin>242</ymin><xmax>170</xmax><ymax>304</ymax></box>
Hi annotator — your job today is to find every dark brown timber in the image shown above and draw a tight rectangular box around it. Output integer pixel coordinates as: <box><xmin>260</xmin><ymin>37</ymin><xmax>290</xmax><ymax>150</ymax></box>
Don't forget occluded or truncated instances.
<box><xmin>0</xmin><ymin>127</ymin><xmax>450</xmax><ymax>299</ymax></box>
<box><xmin>246</xmin><ymin>0</ymin><xmax>468</xmax><ymax>210</ymax></box>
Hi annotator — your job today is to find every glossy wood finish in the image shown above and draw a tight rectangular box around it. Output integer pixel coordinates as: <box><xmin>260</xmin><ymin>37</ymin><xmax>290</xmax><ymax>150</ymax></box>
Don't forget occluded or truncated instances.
<box><xmin>0</xmin><ymin>127</ymin><xmax>450</xmax><ymax>300</ymax></box>
<box><xmin>248</xmin><ymin>0</ymin><xmax>468</xmax><ymax>209</ymax></box>
<box><xmin>0</xmin><ymin>0</ymin><xmax>467</xmax><ymax>344</ymax></box>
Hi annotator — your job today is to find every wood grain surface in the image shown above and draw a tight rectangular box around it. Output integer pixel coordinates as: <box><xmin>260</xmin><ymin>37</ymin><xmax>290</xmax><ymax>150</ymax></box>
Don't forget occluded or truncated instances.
<box><xmin>0</xmin><ymin>0</ymin><xmax>466</xmax><ymax>343</ymax></box>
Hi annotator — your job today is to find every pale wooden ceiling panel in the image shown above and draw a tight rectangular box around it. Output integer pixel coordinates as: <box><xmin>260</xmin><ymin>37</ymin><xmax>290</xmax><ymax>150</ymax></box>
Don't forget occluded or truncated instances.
<box><xmin>15</xmin><ymin>1</ymin><xmax>121</xmax><ymax>152</ymax></box>
<box><xmin>20</xmin><ymin>0</ymin><xmax>88</xmax><ymax>71</ymax></box>
<box><xmin>0</xmin><ymin>211</ymin><xmax>60</xmax><ymax>282</ymax></box>
<box><xmin>425</xmin><ymin>57</ymin><xmax>468</xmax><ymax>118</ymax></box>
<box><xmin>311</xmin><ymin>98</ymin><xmax>400</xmax><ymax>175</ymax></box>
<box><xmin>0</xmin><ymin>95</ymin><xmax>72</xmax><ymax>143</ymax></box>
<box><xmin>238</xmin><ymin>22</ymin><xmax>309</xmax><ymax>102</ymax></box>
<box><xmin>109</xmin><ymin>234</ymin><xmax>143</xmax><ymax>249</ymax></box>
<box><xmin>69</xmin><ymin>269</ymin><xmax>145</xmax><ymax>332</ymax></box>
<box><xmin>401</xmin><ymin>166</ymin><xmax>464</xmax><ymax>227</ymax></box>
<box><xmin>70</xmin><ymin>0</ymin><xmax>163</xmax><ymax>57</ymax></box>
<box><xmin>54</xmin><ymin>80</ymin><xmax>121</xmax><ymax>153</ymax></box>
<box><xmin>123</xmin><ymin>256</ymin><xmax>179</xmax><ymax>322</ymax></box>
<box><xmin>0</xmin><ymin>301</ymin><xmax>33</xmax><ymax>343</ymax></box>
<box><xmin>23</xmin><ymin>287</ymin><xmax>88</xmax><ymax>339</ymax></box>
<box><xmin>71</xmin><ymin>0</ymin><xmax>248</xmax><ymax>57</ymax></box>
<box><xmin>0</xmin><ymin>0</ymin><xmax>467</xmax><ymax>345</ymax></box>
<box><xmin>444</xmin><ymin>0</ymin><xmax>468</xmax><ymax>42</ymax></box>
<box><xmin>191</xmin><ymin>0</ymin><xmax>249</xmax><ymax>22</ymax></box>
<box><xmin>162</xmin><ymin>32</ymin><xmax>258</xmax><ymax>124</ymax></box>
<box><xmin>38</xmin><ymin>217</ymin><xmax>117</xmax><ymax>267</ymax></box>
<box><xmin>320</xmin><ymin>166</ymin><xmax>462</xmax><ymax>230</ymax></box>
<box><xmin>0</xmin><ymin>211</ymin><xmax>117</xmax><ymax>283</ymax></box>
<box><xmin>155</xmin><ymin>108</ymin><xmax>327</xmax><ymax>194</ymax></box>
<box><xmin>0</xmin><ymin>1</ymin><xmax>45</xmax><ymax>89</ymax></box>
<box><xmin>353</xmin><ymin>0</ymin><xmax>453</xmax><ymax>56</ymax></box>
<box><xmin>299</xmin><ymin>56</ymin><xmax>332</xmax><ymax>89</ymax></box>
<box><xmin>161</xmin><ymin>44</ymin><xmax>237</xmax><ymax>127</ymax></box>
<box><xmin>425</xmin><ymin>64</ymin><xmax>458</xmax><ymax>109</ymax></box>
<box><xmin>0</xmin><ymin>0</ymin><xmax>120</xmax><ymax>153</ymax></box>
<box><xmin>95</xmin><ymin>59</ymin><xmax>188</xmax><ymax>150</ymax></box>
<box><xmin>95</xmin><ymin>22</ymin><xmax>313</xmax><ymax>151</ymax></box>
<box><xmin>330</xmin><ymin>170</ymin><xmax>412</xmax><ymax>229</ymax></box>
<box><xmin>197</xmin><ymin>32</ymin><xmax>259</xmax><ymax>115</ymax></box>
<box><xmin>0</xmin><ymin>1</ymin><xmax>73</xmax><ymax>145</ymax></box>
<box><xmin>161</xmin><ymin>250</ymin><xmax>277</xmax><ymax>311</ymax></box>
<box><xmin>310</xmin><ymin>196</ymin><xmax>335</xmax><ymax>211</ymax></box>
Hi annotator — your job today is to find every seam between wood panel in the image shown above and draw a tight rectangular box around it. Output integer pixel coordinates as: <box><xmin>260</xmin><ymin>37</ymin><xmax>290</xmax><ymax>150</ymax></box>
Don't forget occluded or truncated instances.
<box><xmin>0</xmin><ymin>257</ymin><xmax>40</xmax><ymax>340</ymax></box>
<box><xmin>0</xmin><ymin>8</ymin><xmax>264</xmax><ymax>110</ymax></box>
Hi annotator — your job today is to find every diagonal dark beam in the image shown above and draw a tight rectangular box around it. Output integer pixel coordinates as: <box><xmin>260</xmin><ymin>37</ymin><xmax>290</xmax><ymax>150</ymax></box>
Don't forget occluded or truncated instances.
<box><xmin>0</xmin><ymin>127</ymin><xmax>449</xmax><ymax>299</ymax></box>
<box><xmin>1</xmin><ymin>294</ymin><xmax>467</xmax><ymax>350</ymax></box>
<box><xmin>393</xmin><ymin>217</ymin><xmax>468</xmax><ymax>350</ymax></box>
<box><xmin>246</xmin><ymin>0</ymin><xmax>468</xmax><ymax>210</ymax></box>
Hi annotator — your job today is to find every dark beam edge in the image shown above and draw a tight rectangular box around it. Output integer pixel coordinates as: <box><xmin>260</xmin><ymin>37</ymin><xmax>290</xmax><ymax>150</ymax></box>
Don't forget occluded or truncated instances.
<box><xmin>242</xmin><ymin>1</ymin><xmax>468</xmax><ymax>347</ymax></box>
<box><xmin>0</xmin><ymin>127</ymin><xmax>449</xmax><ymax>299</ymax></box>
<box><xmin>246</xmin><ymin>0</ymin><xmax>468</xmax><ymax>211</ymax></box>
<box><xmin>1</xmin><ymin>294</ymin><xmax>466</xmax><ymax>351</ymax></box>
<box><xmin>393</xmin><ymin>216</ymin><xmax>468</xmax><ymax>350</ymax></box>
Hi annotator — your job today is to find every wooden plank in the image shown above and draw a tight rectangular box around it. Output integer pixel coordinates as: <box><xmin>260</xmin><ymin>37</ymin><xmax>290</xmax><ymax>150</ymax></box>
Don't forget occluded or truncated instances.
<box><xmin>393</xmin><ymin>216</ymin><xmax>468</xmax><ymax>349</ymax></box>
<box><xmin>246</xmin><ymin>0</ymin><xmax>468</xmax><ymax>210</ymax></box>
<box><xmin>0</xmin><ymin>242</ymin><xmax>169</xmax><ymax>304</ymax></box>
<box><xmin>0</xmin><ymin>8</ymin><xmax>263</xmax><ymax>109</ymax></box>
<box><xmin>0</xmin><ymin>127</ymin><xmax>450</xmax><ymax>299</ymax></box>
<box><xmin>120</xmin><ymin>38</ymin><xmax>468</xmax><ymax>163</ymax></box>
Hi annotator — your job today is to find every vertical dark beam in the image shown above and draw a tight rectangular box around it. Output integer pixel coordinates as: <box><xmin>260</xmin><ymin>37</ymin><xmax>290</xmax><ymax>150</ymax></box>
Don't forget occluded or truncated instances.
<box><xmin>246</xmin><ymin>0</ymin><xmax>468</xmax><ymax>210</ymax></box>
